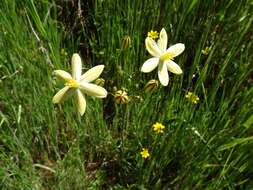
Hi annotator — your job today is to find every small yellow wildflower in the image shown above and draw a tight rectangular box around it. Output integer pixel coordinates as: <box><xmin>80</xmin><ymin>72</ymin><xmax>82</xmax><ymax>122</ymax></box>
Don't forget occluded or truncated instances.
<box><xmin>140</xmin><ymin>148</ymin><xmax>150</xmax><ymax>159</ymax></box>
<box><xmin>114</xmin><ymin>90</ymin><xmax>129</xmax><ymax>104</ymax></box>
<box><xmin>152</xmin><ymin>122</ymin><xmax>165</xmax><ymax>133</ymax></box>
<box><xmin>147</xmin><ymin>30</ymin><xmax>159</xmax><ymax>39</ymax></box>
<box><xmin>185</xmin><ymin>92</ymin><xmax>200</xmax><ymax>104</ymax></box>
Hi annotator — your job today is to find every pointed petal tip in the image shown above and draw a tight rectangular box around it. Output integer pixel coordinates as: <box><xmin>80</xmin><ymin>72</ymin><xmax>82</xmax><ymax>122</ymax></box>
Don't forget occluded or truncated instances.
<box><xmin>81</xmin><ymin>65</ymin><xmax>105</xmax><ymax>82</ymax></box>
<box><xmin>141</xmin><ymin>58</ymin><xmax>159</xmax><ymax>73</ymax></box>
<box><xmin>79</xmin><ymin>82</ymin><xmax>108</xmax><ymax>98</ymax></box>
<box><xmin>53</xmin><ymin>70</ymin><xmax>72</xmax><ymax>81</ymax></box>
<box><xmin>161</xmin><ymin>28</ymin><xmax>166</xmax><ymax>33</ymax></box>
<box><xmin>52</xmin><ymin>86</ymin><xmax>70</xmax><ymax>104</ymax></box>
<box><xmin>166</xmin><ymin>60</ymin><xmax>183</xmax><ymax>74</ymax></box>
<box><xmin>76</xmin><ymin>90</ymin><xmax>86</xmax><ymax>116</ymax></box>
<box><xmin>160</xmin><ymin>79</ymin><xmax>169</xmax><ymax>86</ymax></box>
<box><xmin>158</xmin><ymin>62</ymin><xmax>169</xmax><ymax>86</ymax></box>
<box><xmin>71</xmin><ymin>53</ymin><xmax>82</xmax><ymax>80</ymax></box>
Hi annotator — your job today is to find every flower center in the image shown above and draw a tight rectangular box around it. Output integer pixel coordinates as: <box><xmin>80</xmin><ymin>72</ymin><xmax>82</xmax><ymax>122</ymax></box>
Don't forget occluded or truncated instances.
<box><xmin>65</xmin><ymin>79</ymin><xmax>79</xmax><ymax>88</ymax></box>
<box><xmin>160</xmin><ymin>52</ymin><xmax>174</xmax><ymax>62</ymax></box>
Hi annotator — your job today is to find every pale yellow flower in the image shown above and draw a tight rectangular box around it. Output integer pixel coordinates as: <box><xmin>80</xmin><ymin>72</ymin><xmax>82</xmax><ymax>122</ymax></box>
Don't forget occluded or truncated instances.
<box><xmin>140</xmin><ymin>148</ymin><xmax>150</xmax><ymax>159</ymax></box>
<box><xmin>152</xmin><ymin>122</ymin><xmax>165</xmax><ymax>133</ymax></box>
<box><xmin>52</xmin><ymin>53</ymin><xmax>107</xmax><ymax>115</ymax></box>
<box><xmin>185</xmin><ymin>92</ymin><xmax>200</xmax><ymax>104</ymax></box>
<box><xmin>147</xmin><ymin>30</ymin><xmax>159</xmax><ymax>39</ymax></box>
<box><xmin>141</xmin><ymin>28</ymin><xmax>185</xmax><ymax>86</ymax></box>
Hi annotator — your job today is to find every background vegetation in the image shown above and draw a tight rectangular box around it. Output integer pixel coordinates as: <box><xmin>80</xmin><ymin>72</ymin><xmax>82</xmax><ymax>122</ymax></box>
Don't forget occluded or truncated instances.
<box><xmin>0</xmin><ymin>0</ymin><xmax>253</xmax><ymax>189</ymax></box>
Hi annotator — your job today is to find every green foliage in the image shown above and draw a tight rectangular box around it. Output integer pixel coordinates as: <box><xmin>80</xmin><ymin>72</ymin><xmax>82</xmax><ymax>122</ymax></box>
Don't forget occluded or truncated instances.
<box><xmin>0</xmin><ymin>0</ymin><xmax>253</xmax><ymax>189</ymax></box>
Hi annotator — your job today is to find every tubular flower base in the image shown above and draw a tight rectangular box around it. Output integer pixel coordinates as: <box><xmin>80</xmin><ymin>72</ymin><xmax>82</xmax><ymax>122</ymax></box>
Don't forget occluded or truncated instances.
<box><xmin>52</xmin><ymin>53</ymin><xmax>107</xmax><ymax>115</ymax></box>
<box><xmin>141</xmin><ymin>28</ymin><xmax>185</xmax><ymax>86</ymax></box>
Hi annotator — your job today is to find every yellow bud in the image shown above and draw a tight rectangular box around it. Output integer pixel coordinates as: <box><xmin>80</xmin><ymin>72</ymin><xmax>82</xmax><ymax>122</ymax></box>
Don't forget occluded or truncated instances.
<box><xmin>201</xmin><ymin>47</ymin><xmax>210</xmax><ymax>55</ymax></box>
<box><xmin>95</xmin><ymin>78</ymin><xmax>105</xmax><ymax>87</ymax></box>
<box><xmin>121</xmin><ymin>36</ymin><xmax>131</xmax><ymax>50</ymax></box>
<box><xmin>185</xmin><ymin>91</ymin><xmax>200</xmax><ymax>104</ymax></box>
<box><xmin>144</xmin><ymin>79</ymin><xmax>159</xmax><ymax>93</ymax></box>
<box><xmin>114</xmin><ymin>90</ymin><xmax>129</xmax><ymax>104</ymax></box>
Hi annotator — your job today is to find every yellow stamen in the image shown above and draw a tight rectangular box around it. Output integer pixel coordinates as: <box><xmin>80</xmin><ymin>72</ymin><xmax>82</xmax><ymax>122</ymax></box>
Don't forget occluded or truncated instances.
<box><xmin>160</xmin><ymin>52</ymin><xmax>175</xmax><ymax>62</ymax></box>
<box><xmin>65</xmin><ymin>79</ymin><xmax>79</xmax><ymax>88</ymax></box>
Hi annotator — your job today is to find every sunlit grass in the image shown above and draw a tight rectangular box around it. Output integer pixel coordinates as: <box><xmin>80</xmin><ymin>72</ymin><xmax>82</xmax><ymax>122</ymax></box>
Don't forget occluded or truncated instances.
<box><xmin>1</xmin><ymin>0</ymin><xmax>253</xmax><ymax>189</ymax></box>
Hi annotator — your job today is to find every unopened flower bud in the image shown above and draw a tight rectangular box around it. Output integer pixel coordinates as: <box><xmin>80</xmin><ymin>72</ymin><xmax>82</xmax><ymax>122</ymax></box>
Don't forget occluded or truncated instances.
<box><xmin>114</xmin><ymin>90</ymin><xmax>129</xmax><ymax>104</ymax></box>
<box><xmin>144</xmin><ymin>79</ymin><xmax>159</xmax><ymax>93</ymax></box>
<box><xmin>95</xmin><ymin>78</ymin><xmax>105</xmax><ymax>87</ymax></box>
<box><xmin>121</xmin><ymin>36</ymin><xmax>131</xmax><ymax>50</ymax></box>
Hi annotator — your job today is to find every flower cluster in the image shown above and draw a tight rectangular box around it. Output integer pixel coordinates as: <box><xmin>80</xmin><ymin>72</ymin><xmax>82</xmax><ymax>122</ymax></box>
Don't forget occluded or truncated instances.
<box><xmin>52</xmin><ymin>28</ymin><xmax>186</xmax><ymax>116</ymax></box>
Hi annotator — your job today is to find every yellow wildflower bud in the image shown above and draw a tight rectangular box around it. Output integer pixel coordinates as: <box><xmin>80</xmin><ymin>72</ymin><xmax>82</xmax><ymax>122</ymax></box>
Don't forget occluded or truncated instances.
<box><xmin>144</xmin><ymin>79</ymin><xmax>159</xmax><ymax>93</ymax></box>
<box><xmin>147</xmin><ymin>30</ymin><xmax>159</xmax><ymax>39</ymax></box>
<box><xmin>95</xmin><ymin>78</ymin><xmax>105</xmax><ymax>87</ymax></box>
<box><xmin>140</xmin><ymin>148</ymin><xmax>150</xmax><ymax>159</ymax></box>
<box><xmin>121</xmin><ymin>36</ymin><xmax>131</xmax><ymax>50</ymax></box>
<box><xmin>114</xmin><ymin>90</ymin><xmax>129</xmax><ymax>104</ymax></box>
<box><xmin>61</xmin><ymin>48</ymin><xmax>68</xmax><ymax>56</ymax></box>
<box><xmin>201</xmin><ymin>47</ymin><xmax>210</xmax><ymax>55</ymax></box>
<box><xmin>185</xmin><ymin>92</ymin><xmax>200</xmax><ymax>104</ymax></box>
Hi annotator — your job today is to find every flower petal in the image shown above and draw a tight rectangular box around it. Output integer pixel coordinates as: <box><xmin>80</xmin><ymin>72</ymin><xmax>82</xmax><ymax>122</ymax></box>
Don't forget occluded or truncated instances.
<box><xmin>76</xmin><ymin>89</ymin><xmax>86</xmax><ymax>115</ymax></box>
<box><xmin>71</xmin><ymin>53</ymin><xmax>82</xmax><ymax>80</ymax></box>
<box><xmin>79</xmin><ymin>82</ymin><xmax>107</xmax><ymax>98</ymax></box>
<box><xmin>141</xmin><ymin>57</ymin><xmax>159</xmax><ymax>73</ymax></box>
<box><xmin>80</xmin><ymin>65</ymin><xmax>104</xmax><ymax>82</ymax></box>
<box><xmin>157</xmin><ymin>28</ymin><xmax>168</xmax><ymax>51</ymax></box>
<box><xmin>166</xmin><ymin>60</ymin><xmax>183</xmax><ymax>74</ymax></box>
<box><xmin>158</xmin><ymin>62</ymin><xmax>169</xmax><ymax>86</ymax></box>
<box><xmin>165</xmin><ymin>43</ymin><xmax>185</xmax><ymax>58</ymax></box>
<box><xmin>52</xmin><ymin>86</ymin><xmax>70</xmax><ymax>103</ymax></box>
<box><xmin>145</xmin><ymin>37</ymin><xmax>162</xmax><ymax>57</ymax></box>
<box><xmin>53</xmin><ymin>70</ymin><xmax>72</xmax><ymax>81</ymax></box>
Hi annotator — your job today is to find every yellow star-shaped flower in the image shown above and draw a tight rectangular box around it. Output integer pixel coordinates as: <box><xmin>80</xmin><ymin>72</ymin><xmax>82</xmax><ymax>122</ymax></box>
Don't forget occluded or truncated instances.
<box><xmin>152</xmin><ymin>122</ymin><xmax>165</xmax><ymax>133</ymax></box>
<box><xmin>140</xmin><ymin>148</ymin><xmax>150</xmax><ymax>159</ymax></box>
